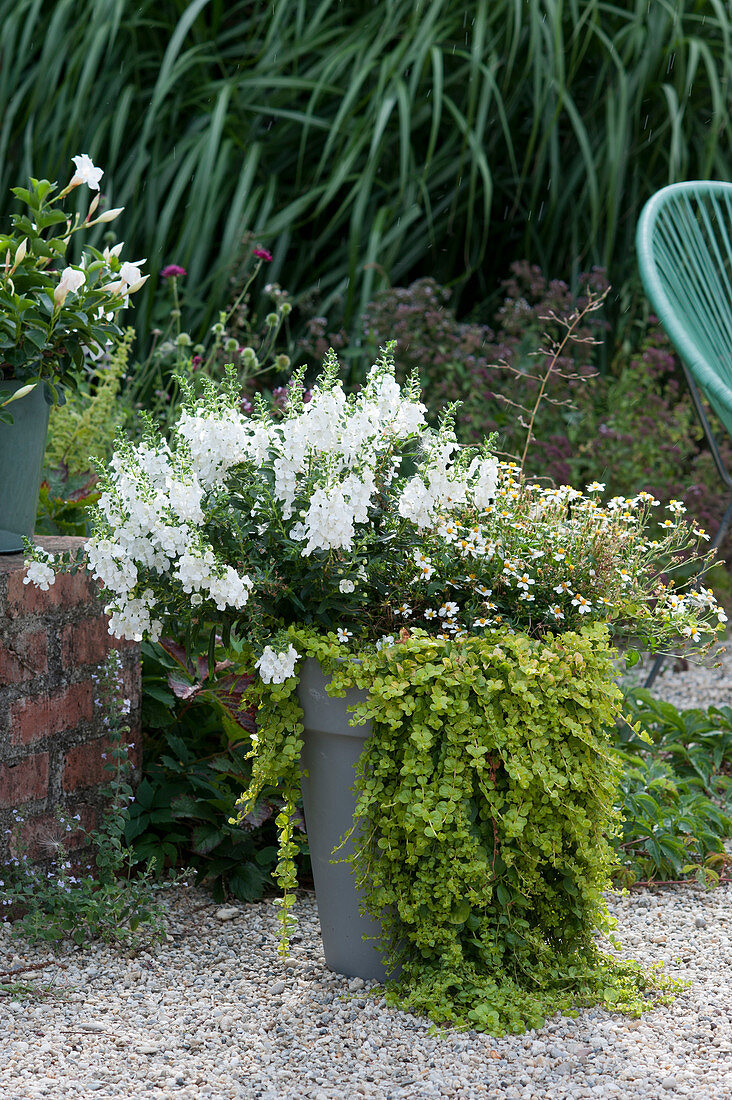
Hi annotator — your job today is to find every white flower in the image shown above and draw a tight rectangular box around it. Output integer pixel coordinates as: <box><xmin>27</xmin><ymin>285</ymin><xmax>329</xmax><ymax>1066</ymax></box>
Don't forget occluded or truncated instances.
<box><xmin>375</xmin><ymin>635</ymin><xmax>395</xmax><ymax>651</ymax></box>
<box><xmin>255</xmin><ymin>645</ymin><xmax>299</xmax><ymax>685</ymax></box>
<box><xmin>71</xmin><ymin>153</ymin><xmax>103</xmax><ymax>190</ymax></box>
<box><xmin>571</xmin><ymin>595</ymin><xmax>592</xmax><ymax>614</ymax></box>
<box><xmin>53</xmin><ymin>266</ymin><xmax>85</xmax><ymax>307</ymax></box>
<box><xmin>339</xmin><ymin>579</ymin><xmax>355</xmax><ymax>594</ymax></box>
<box><xmin>424</xmin><ymin>609</ymin><xmax>437</xmax><ymax>620</ymax></box>
<box><xmin>439</xmin><ymin>601</ymin><xmax>459</xmax><ymax>618</ymax></box>
<box><xmin>336</xmin><ymin>628</ymin><xmax>353</xmax><ymax>643</ymax></box>
<box><xmin>585</xmin><ymin>481</ymin><xmax>605</xmax><ymax>493</ymax></box>
<box><xmin>470</xmin><ymin>457</ymin><xmax>499</xmax><ymax>508</ymax></box>
<box><xmin>23</xmin><ymin>559</ymin><xmax>56</xmax><ymax>591</ymax></box>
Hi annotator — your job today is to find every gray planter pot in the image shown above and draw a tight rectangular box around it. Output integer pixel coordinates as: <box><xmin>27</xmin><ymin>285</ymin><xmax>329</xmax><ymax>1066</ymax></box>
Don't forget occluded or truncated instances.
<box><xmin>0</xmin><ymin>380</ymin><xmax>52</xmax><ymax>554</ymax></box>
<box><xmin>297</xmin><ymin>657</ymin><xmax>392</xmax><ymax>981</ymax></box>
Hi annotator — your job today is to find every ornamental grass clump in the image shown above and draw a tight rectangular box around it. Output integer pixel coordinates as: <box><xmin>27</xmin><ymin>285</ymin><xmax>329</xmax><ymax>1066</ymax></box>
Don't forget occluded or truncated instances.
<box><xmin>25</xmin><ymin>343</ymin><xmax>723</xmax><ymax>1032</ymax></box>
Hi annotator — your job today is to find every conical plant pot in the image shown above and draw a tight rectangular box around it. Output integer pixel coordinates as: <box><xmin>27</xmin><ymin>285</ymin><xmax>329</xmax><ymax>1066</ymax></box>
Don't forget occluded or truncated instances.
<box><xmin>297</xmin><ymin>657</ymin><xmax>392</xmax><ymax>982</ymax></box>
<box><xmin>0</xmin><ymin>380</ymin><xmax>52</xmax><ymax>554</ymax></box>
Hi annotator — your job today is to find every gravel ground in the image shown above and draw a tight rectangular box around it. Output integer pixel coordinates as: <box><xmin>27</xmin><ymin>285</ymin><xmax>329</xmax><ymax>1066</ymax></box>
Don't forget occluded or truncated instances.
<box><xmin>2</xmin><ymin>655</ymin><xmax>731</xmax><ymax>1100</ymax></box>
<box><xmin>620</xmin><ymin>642</ymin><xmax>732</xmax><ymax>712</ymax></box>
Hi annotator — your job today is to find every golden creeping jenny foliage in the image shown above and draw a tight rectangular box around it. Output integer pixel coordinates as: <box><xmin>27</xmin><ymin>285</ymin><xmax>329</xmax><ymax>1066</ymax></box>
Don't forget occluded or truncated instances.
<box><xmin>240</xmin><ymin>623</ymin><xmax>682</xmax><ymax>1034</ymax></box>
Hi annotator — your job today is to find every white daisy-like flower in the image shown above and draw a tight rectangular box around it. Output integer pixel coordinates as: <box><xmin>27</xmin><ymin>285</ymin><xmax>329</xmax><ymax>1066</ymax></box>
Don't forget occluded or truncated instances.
<box><xmin>571</xmin><ymin>595</ymin><xmax>592</xmax><ymax>614</ymax></box>
<box><xmin>336</xmin><ymin>628</ymin><xmax>353</xmax><ymax>643</ymax></box>
<box><xmin>424</xmin><ymin>608</ymin><xmax>437</xmax><ymax>620</ymax></box>
<box><xmin>439</xmin><ymin>601</ymin><xmax>459</xmax><ymax>618</ymax></box>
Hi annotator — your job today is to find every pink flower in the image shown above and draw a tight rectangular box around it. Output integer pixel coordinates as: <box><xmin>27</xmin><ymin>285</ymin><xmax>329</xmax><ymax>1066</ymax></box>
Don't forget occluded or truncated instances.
<box><xmin>161</xmin><ymin>264</ymin><xmax>187</xmax><ymax>278</ymax></box>
<box><xmin>191</xmin><ymin>355</ymin><xmax>202</xmax><ymax>370</ymax></box>
<box><xmin>253</xmin><ymin>248</ymin><xmax>273</xmax><ymax>262</ymax></box>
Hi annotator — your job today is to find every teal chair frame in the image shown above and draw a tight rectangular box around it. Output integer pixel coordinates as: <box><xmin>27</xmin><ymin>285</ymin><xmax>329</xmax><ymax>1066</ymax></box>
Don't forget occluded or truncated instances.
<box><xmin>637</xmin><ymin>181</ymin><xmax>732</xmax><ymax>686</ymax></box>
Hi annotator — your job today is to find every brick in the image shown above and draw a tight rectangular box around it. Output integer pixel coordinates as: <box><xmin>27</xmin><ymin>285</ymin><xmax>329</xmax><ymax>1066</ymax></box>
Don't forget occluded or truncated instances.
<box><xmin>10</xmin><ymin>682</ymin><xmax>94</xmax><ymax>746</ymax></box>
<box><xmin>61</xmin><ymin>617</ymin><xmax>116</xmax><ymax>667</ymax></box>
<box><xmin>0</xmin><ymin>753</ymin><xmax>49</xmax><ymax>807</ymax></box>
<box><xmin>63</xmin><ymin>730</ymin><xmax>140</xmax><ymax>794</ymax></box>
<box><xmin>63</xmin><ymin>738</ymin><xmax>115</xmax><ymax>793</ymax></box>
<box><xmin>7</xmin><ymin>568</ymin><xmax>102</xmax><ymax>618</ymax></box>
<box><xmin>0</xmin><ymin>629</ymin><xmax>48</xmax><ymax>684</ymax></box>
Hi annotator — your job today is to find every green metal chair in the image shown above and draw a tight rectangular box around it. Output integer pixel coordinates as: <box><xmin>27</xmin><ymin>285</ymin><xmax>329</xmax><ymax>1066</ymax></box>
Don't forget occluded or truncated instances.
<box><xmin>637</xmin><ymin>181</ymin><xmax>732</xmax><ymax>686</ymax></box>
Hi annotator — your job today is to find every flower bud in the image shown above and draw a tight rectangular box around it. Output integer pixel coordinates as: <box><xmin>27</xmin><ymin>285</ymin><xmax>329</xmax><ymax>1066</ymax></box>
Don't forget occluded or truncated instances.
<box><xmin>9</xmin><ymin>238</ymin><xmax>28</xmax><ymax>275</ymax></box>
<box><xmin>225</xmin><ymin>337</ymin><xmax>238</xmax><ymax>353</ymax></box>
<box><xmin>99</xmin><ymin>280</ymin><xmax>126</xmax><ymax>296</ymax></box>
<box><xmin>87</xmin><ymin>193</ymin><xmax>101</xmax><ymax>217</ymax></box>
<box><xmin>176</xmin><ymin>332</ymin><xmax>192</xmax><ymax>347</ymax></box>
<box><xmin>275</xmin><ymin>354</ymin><xmax>291</xmax><ymax>370</ymax></box>
<box><xmin>193</xmin><ymin>344</ymin><xmax>205</xmax><ymax>356</ymax></box>
<box><xmin>280</xmin><ymin>301</ymin><xmax>292</xmax><ymax>316</ymax></box>
<box><xmin>94</xmin><ymin>206</ymin><xmax>124</xmax><ymax>224</ymax></box>
<box><xmin>212</xmin><ymin>322</ymin><xmax>225</xmax><ymax>336</ymax></box>
<box><xmin>126</xmin><ymin>274</ymin><xmax>149</xmax><ymax>294</ymax></box>
<box><xmin>266</xmin><ymin>312</ymin><xmax>278</xmax><ymax>326</ymax></box>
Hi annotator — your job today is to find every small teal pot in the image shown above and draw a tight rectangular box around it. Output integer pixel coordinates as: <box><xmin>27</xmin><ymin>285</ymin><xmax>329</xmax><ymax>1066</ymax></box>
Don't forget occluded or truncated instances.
<box><xmin>0</xmin><ymin>379</ymin><xmax>52</xmax><ymax>554</ymax></box>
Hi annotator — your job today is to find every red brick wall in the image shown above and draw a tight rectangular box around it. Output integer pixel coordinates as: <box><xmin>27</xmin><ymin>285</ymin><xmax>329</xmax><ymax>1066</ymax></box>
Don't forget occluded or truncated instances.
<box><xmin>0</xmin><ymin>536</ymin><xmax>141</xmax><ymax>861</ymax></box>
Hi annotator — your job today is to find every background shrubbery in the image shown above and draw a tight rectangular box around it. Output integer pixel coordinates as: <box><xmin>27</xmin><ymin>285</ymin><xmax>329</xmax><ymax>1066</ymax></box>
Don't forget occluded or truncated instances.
<box><xmin>2</xmin><ymin>0</ymin><xmax>732</xmax><ymax>345</ymax></box>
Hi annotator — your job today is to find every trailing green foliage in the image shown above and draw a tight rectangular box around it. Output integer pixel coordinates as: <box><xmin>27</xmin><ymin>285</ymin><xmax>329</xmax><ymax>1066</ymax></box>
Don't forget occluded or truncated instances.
<box><xmin>124</xmin><ymin>638</ymin><xmax>286</xmax><ymax>902</ymax></box>
<box><xmin>614</xmin><ymin>689</ymin><xmax>732</xmax><ymax>886</ymax></box>
<box><xmin>240</xmin><ymin>624</ymin><xmax>680</xmax><ymax>1034</ymax></box>
<box><xmin>3</xmin><ymin>0</ymin><xmax>731</xmax><ymax>341</ymax></box>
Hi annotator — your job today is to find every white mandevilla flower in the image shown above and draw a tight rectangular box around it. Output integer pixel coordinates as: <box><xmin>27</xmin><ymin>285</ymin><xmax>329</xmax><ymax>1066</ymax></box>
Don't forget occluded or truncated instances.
<box><xmin>255</xmin><ymin>645</ymin><xmax>299</xmax><ymax>685</ymax></box>
<box><xmin>71</xmin><ymin>153</ymin><xmax>103</xmax><ymax>190</ymax></box>
<box><xmin>54</xmin><ymin>267</ymin><xmax>85</xmax><ymax>307</ymax></box>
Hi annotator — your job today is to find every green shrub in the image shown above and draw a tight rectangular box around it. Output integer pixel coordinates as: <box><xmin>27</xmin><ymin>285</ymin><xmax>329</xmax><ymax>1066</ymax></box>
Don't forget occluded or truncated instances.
<box><xmin>44</xmin><ymin>329</ymin><xmax>133</xmax><ymax>475</ymax></box>
<box><xmin>364</xmin><ymin>266</ymin><xmax>732</xmax><ymax>562</ymax></box>
<box><xmin>124</xmin><ymin>637</ymin><xmax>291</xmax><ymax>902</ymax></box>
<box><xmin>613</xmin><ymin>689</ymin><xmax>732</xmax><ymax>886</ymax></box>
<box><xmin>35</xmin><ymin>330</ymin><xmax>134</xmax><ymax>537</ymax></box>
